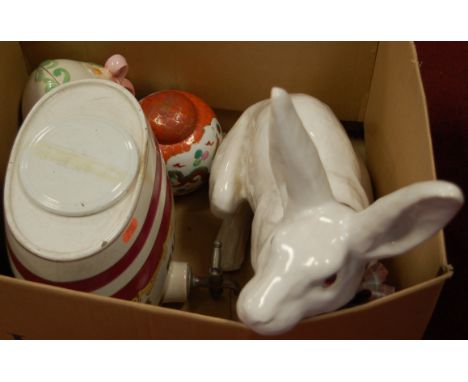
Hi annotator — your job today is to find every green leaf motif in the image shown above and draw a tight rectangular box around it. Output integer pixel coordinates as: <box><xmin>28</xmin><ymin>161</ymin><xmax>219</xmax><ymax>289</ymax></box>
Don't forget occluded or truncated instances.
<box><xmin>52</xmin><ymin>68</ymin><xmax>71</xmax><ymax>84</ymax></box>
<box><xmin>34</xmin><ymin>68</ymin><xmax>47</xmax><ymax>82</ymax></box>
<box><xmin>194</xmin><ymin>149</ymin><xmax>203</xmax><ymax>159</ymax></box>
<box><xmin>44</xmin><ymin>80</ymin><xmax>59</xmax><ymax>93</ymax></box>
<box><xmin>34</xmin><ymin>68</ymin><xmax>59</xmax><ymax>93</ymax></box>
<box><xmin>33</xmin><ymin>64</ymin><xmax>71</xmax><ymax>94</ymax></box>
<box><xmin>40</xmin><ymin>60</ymin><xmax>59</xmax><ymax>69</ymax></box>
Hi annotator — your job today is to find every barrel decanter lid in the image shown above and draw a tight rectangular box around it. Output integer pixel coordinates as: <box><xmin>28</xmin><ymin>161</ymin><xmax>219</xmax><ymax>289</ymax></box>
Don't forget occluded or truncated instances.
<box><xmin>4</xmin><ymin>80</ymin><xmax>149</xmax><ymax>262</ymax></box>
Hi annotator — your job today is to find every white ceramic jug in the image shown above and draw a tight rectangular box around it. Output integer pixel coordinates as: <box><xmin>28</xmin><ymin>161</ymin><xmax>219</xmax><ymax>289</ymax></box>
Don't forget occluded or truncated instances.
<box><xmin>5</xmin><ymin>79</ymin><xmax>190</xmax><ymax>305</ymax></box>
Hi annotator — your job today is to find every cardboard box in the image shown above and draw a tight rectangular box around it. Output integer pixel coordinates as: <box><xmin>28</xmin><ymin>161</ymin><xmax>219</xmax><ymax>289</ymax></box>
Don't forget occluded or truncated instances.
<box><xmin>0</xmin><ymin>42</ymin><xmax>452</xmax><ymax>339</ymax></box>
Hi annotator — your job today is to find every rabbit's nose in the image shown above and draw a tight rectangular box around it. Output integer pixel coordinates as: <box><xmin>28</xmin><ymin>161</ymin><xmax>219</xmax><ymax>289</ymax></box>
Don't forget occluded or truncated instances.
<box><xmin>237</xmin><ymin>303</ymin><xmax>274</xmax><ymax>329</ymax></box>
<box><xmin>237</xmin><ymin>292</ymin><xmax>276</xmax><ymax>328</ymax></box>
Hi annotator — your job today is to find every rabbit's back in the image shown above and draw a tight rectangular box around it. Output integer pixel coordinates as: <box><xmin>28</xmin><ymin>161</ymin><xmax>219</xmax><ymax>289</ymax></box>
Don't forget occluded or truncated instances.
<box><xmin>245</xmin><ymin>94</ymin><xmax>371</xmax><ymax>213</ymax></box>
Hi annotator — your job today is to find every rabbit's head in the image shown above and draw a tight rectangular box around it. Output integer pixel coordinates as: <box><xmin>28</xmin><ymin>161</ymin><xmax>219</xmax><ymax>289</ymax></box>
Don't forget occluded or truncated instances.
<box><xmin>236</xmin><ymin>88</ymin><xmax>463</xmax><ymax>336</ymax></box>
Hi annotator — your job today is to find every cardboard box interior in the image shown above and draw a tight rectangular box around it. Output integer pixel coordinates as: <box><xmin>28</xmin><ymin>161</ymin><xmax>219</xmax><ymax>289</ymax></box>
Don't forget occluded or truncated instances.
<box><xmin>0</xmin><ymin>42</ymin><xmax>452</xmax><ymax>339</ymax></box>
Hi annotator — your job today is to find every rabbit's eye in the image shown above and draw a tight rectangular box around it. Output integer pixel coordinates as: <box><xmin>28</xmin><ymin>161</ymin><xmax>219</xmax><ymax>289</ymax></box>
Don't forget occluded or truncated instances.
<box><xmin>322</xmin><ymin>273</ymin><xmax>337</xmax><ymax>287</ymax></box>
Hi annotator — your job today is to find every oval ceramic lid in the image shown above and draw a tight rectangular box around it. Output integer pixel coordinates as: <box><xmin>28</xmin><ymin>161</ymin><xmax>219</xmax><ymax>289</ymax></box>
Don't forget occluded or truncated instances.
<box><xmin>5</xmin><ymin>79</ymin><xmax>149</xmax><ymax>264</ymax></box>
<box><xmin>18</xmin><ymin>103</ymin><xmax>139</xmax><ymax>217</ymax></box>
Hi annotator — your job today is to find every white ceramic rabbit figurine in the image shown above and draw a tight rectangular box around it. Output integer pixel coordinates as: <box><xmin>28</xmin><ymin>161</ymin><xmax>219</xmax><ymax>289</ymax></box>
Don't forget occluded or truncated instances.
<box><xmin>209</xmin><ymin>87</ymin><xmax>464</xmax><ymax>335</ymax></box>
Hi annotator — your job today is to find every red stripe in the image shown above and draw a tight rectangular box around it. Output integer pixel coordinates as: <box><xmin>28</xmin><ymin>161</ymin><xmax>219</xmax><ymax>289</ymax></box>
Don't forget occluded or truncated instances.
<box><xmin>112</xmin><ymin>178</ymin><xmax>173</xmax><ymax>299</ymax></box>
<box><xmin>9</xmin><ymin>151</ymin><xmax>164</xmax><ymax>292</ymax></box>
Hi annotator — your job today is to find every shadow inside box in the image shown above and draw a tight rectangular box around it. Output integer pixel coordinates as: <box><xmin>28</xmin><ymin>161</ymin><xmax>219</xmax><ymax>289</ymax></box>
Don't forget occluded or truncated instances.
<box><xmin>0</xmin><ymin>192</ymin><xmax>13</xmax><ymax>278</ymax></box>
<box><xmin>168</xmin><ymin>183</ymin><xmax>254</xmax><ymax>321</ymax></box>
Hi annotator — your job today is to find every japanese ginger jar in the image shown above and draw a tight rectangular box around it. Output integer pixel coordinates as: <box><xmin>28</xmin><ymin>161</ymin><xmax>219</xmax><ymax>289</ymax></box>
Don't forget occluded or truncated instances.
<box><xmin>139</xmin><ymin>90</ymin><xmax>223</xmax><ymax>196</ymax></box>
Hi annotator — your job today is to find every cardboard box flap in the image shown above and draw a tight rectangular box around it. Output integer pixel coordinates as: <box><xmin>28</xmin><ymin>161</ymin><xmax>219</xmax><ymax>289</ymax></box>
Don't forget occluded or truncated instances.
<box><xmin>20</xmin><ymin>42</ymin><xmax>378</xmax><ymax>121</ymax></box>
<box><xmin>364</xmin><ymin>42</ymin><xmax>447</xmax><ymax>288</ymax></box>
<box><xmin>0</xmin><ymin>270</ymin><xmax>451</xmax><ymax>339</ymax></box>
<box><xmin>0</xmin><ymin>42</ymin><xmax>28</xmax><ymax>185</ymax></box>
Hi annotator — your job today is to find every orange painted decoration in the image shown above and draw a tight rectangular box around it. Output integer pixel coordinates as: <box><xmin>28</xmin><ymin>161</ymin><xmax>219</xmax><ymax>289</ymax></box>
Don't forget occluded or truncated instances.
<box><xmin>123</xmin><ymin>217</ymin><xmax>138</xmax><ymax>243</ymax></box>
<box><xmin>139</xmin><ymin>90</ymin><xmax>215</xmax><ymax>162</ymax></box>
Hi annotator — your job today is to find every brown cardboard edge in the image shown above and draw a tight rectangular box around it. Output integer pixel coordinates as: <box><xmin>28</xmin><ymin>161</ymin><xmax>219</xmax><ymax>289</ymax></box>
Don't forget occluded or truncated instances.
<box><xmin>0</xmin><ymin>42</ymin><xmax>28</xmax><ymax>186</ymax></box>
<box><xmin>18</xmin><ymin>42</ymin><xmax>33</xmax><ymax>74</ymax></box>
<box><xmin>0</xmin><ymin>275</ymin><xmax>220</xmax><ymax>322</ymax></box>
<box><xmin>358</xmin><ymin>42</ymin><xmax>380</xmax><ymax>121</ymax></box>
<box><xmin>409</xmin><ymin>42</ymin><xmax>438</xmax><ymax>180</ymax></box>
<box><xmin>307</xmin><ymin>269</ymin><xmax>452</xmax><ymax>319</ymax></box>
<box><xmin>363</xmin><ymin>41</ymin><xmax>449</xmax><ymax>287</ymax></box>
<box><xmin>0</xmin><ymin>269</ymin><xmax>452</xmax><ymax>339</ymax></box>
<box><xmin>409</xmin><ymin>42</ymin><xmax>449</xmax><ymax>268</ymax></box>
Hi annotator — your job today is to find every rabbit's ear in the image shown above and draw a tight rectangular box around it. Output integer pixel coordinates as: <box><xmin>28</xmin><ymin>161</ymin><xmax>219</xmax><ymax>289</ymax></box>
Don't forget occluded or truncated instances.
<box><xmin>269</xmin><ymin>87</ymin><xmax>333</xmax><ymax>217</ymax></box>
<box><xmin>347</xmin><ymin>181</ymin><xmax>463</xmax><ymax>260</ymax></box>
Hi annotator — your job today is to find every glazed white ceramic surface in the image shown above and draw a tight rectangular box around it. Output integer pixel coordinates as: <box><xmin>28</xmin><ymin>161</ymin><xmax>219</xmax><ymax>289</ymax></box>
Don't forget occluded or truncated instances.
<box><xmin>209</xmin><ymin>87</ymin><xmax>464</xmax><ymax>335</ymax></box>
<box><xmin>19</xmin><ymin>118</ymin><xmax>139</xmax><ymax>216</ymax></box>
<box><xmin>22</xmin><ymin>55</ymin><xmax>135</xmax><ymax>119</ymax></box>
<box><xmin>5</xmin><ymin>80</ymin><xmax>176</xmax><ymax>304</ymax></box>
